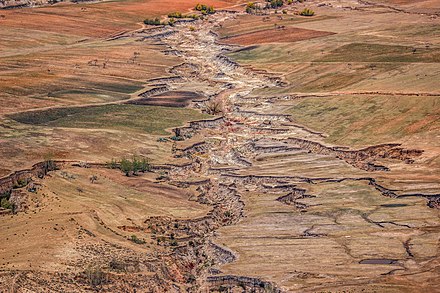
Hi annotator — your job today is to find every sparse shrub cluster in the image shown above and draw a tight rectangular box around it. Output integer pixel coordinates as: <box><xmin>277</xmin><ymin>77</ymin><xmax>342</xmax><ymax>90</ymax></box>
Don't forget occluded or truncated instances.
<box><xmin>300</xmin><ymin>7</ymin><xmax>314</xmax><ymax>16</ymax></box>
<box><xmin>145</xmin><ymin>12</ymin><xmax>200</xmax><ymax>27</ymax></box>
<box><xmin>195</xmin><ymin>3</ymin><xmax>215</xmax><ymax>15</ymax></box>
<box><xmin>169</xmin><ymin>12</ymin><xmax>200</xmax><ymax>20</ymax></box>
<box><xmin>143</xmin><ymin>18</ymin><xmax>162</xmax><ymax>26</ymax></box>
<box><xmin>120</xmin><ymin>156</ymin><xmax>150</xmax><ymax>176</ymax></box>
<box><xmin>107</xmin><ymin>156</ymin><xmax>150</xmax><ymax>176</ymax></box>
<box><xmin>168</xmin><ymin>11</ymin><xmax>183</xmax><ymax>18</ymax></box>
<box><xmin>246</xmin><ymin>0</ymin><xmax>301</xmax><ymax>13</ymax></box>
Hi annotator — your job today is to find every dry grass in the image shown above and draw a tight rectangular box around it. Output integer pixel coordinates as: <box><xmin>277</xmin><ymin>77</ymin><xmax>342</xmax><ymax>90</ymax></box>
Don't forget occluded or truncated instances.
<box><xmin>0</xmin><ymin>167</ymin><xmax>209</xmax><ymax>271</ymax></box>
<box><xmin>220</xmin><ymin>27</ymin><xmax>334</xmax><ymax>46</ymax></box>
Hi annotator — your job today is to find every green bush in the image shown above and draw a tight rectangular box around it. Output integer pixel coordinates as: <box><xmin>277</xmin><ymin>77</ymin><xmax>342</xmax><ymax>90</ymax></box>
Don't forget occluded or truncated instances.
<box><xmin>130</xmin><ymin>235</ymin><xmax>146</xmax><ymax>244</ymax></box>
<box><xmin>119</xmin><ymin>156</ymin><xmax>151</xmax><ymax>176</ymax></box>
<box><xmin>144</xmin><ymin>18</ymin><xmax>162</xmax><ymax>25</ymax></box>
<box><xmin>0</xmin><ymin>198</ymin><xmax>13</xmax><ymax>210</ymax></box>
<box><xmin>13</xmin><ymin>179</ymin><xmax>28</xmax><ymax>189</ymax></box>
<box><xmin>300</xmin><ymin>8</ymin><xmax>314</xmax><ymax>16</ymax></box>
<box><xmin>168</xmin><ymin>11</ymin><xmax>183</xmax><ymax>18</ymax></box>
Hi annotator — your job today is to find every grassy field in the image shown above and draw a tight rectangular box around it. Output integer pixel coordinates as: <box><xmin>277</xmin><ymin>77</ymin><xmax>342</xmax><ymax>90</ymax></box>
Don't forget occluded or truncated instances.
<box><xmin>287</xmin><ymin>95</ymin><xmax>440</xmax><ymax>146</ymax></box>
<box><xmin>9</xmin><ymin>104</ymin><xmax>211</xmax><ymax>135</ymax></box>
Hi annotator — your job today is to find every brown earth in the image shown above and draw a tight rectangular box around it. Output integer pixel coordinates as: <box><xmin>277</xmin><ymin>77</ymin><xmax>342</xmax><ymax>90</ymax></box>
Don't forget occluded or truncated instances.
<box><xmin>220</xmin><ymin>27</ymin><xmax>335</xmax><ymax>46</ymax></box>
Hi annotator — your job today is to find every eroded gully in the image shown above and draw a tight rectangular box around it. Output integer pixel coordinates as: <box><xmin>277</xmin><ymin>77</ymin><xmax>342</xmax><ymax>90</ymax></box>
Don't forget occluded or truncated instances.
<box><xmin>122</xmin><ymin>11</ymin><xmax>440</xmax><ymax>292</ymax></box>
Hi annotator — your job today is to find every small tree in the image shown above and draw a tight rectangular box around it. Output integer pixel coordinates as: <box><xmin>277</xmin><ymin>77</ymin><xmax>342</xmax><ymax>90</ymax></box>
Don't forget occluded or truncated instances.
<box><xmin>120</xmin><ymin>158</ymin><xmax>132</xmax><ymax>176</ymax></box>
<box><xmin>131</xmin><ymin>156</ymin><xmax>141</xmax><ymax>175</ymax></box>
<box><xmin>139</xmin><ymin>158</ymin><xmax>150</xmax><ymax>173</ymax></box>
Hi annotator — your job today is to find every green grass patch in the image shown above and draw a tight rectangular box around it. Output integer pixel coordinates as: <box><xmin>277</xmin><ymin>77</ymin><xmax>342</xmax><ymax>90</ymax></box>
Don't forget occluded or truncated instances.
<box><xmin>9</xmin><ymin>104</ymin><xmax>211</xmax><ymax>135</ymax></box>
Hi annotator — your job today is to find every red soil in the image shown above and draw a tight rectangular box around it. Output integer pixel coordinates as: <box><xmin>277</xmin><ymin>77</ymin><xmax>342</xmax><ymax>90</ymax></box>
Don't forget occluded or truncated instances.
<box><xmin>0</xmin><ymin>0</ymin><xmax>246</xmax><ymax>38</ymax></box>
<box><xmin>220</xmin><ymin>27</ymin><xmax>335</xmax><ymax>46</ymax></box>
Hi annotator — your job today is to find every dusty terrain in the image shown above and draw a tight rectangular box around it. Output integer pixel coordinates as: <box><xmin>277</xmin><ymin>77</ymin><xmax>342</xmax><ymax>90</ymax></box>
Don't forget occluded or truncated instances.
<box><xmin>0</xmin><ymin>0</ymin><xmax>439</xmax><ymax>292</ymax></box>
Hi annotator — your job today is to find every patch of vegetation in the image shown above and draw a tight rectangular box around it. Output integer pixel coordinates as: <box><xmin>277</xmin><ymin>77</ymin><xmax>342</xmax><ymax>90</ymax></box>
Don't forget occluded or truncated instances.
<box><xmin>300</xmin><ymin>8</ymin><xmax>315</xmax><ymax>16</ymax></box>
<box><xmin>245</xmin><ymin>2</ymin><xmax>263</xmax><ymax>14</ymax></box>
<box><xmin>1</xmin><ymin>197</ymin><xmax>13</xmax><ymax>210</ymax></box>
<box><xmin>267</xmin><ymin>0</ymin><xmax>284</xmax><ymax>9</ymax></box>
<box><xmin>204</xmin><ymin>99</ymin><xmax>223</xmax><ymax>115</ymax></box>
<box><xmin>106</xmin><ymin>158</ymin><xmax>118</xmax><ymax>169</ymax></box>
<box><xmin>195</xmin><ymin>3</ymin><xmax>215</xmax><ymax>15</ymax></box>
<box><xmin>144</xmin><ymin>18</ymin><xmax>162</xmax><ymax>25</ymax></box>
<box><xmin>13</xmin><ymin>179</ymin><xmax>28</xmax><ymax>189</ymax></box>
<box><xmin>170</xmin><ymin>135</ymin><xmax>184</xmax><ymax>141</ymax></box>
<box><xmin>119</xmin><ymin>156</ymin><xmax>150</xmax><ymax>176</ymax></box>
<box><xmin>130</xmin><ymin>235</ymin><xmax>146</xmax><ymax>244</ymax></box>
<box><xmin>9</xmin><ymin>105</ymin><xmax>211</xmax><ymax>135</ymax></box>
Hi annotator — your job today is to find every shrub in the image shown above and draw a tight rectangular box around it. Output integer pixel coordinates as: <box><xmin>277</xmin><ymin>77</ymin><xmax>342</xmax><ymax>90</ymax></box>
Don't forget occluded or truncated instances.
<box><xmin>0</xmin><ymin>190</ymin><xmax>11</xmax><ymax>200</ymax></box>
<box><xmin>13</xmin><ymin>179</ymin><xmax>28</xmax><ymax>189</ymax></box>
<box><xmin>1</xmin><ymin>198</ymin><xmax>13</xmax><ymax>210</ymax></box>
<box><xmin>269</xmin><ymin>0</ymin><xmax>283</xmax><ymax>9</ymax></box>
<box><xmin>205</xmin><ymin>99</ymin><xmax>223</xmax><ymax>115</ymax></box>
<box><xmin>106</xmin><ymin>158</ymin><xmax>118</xmax><ymax>169</ymax></box>
<box><xmin>170</xmin><ymin>135</ymin><xmax>184</xmax><ymax>141</ymax></box>
<box><xmin>130</xmin><ymin>235</ymin><xmax>146</xmax><ymax>244</ymax></box>
<box><xmin>85</xmin><ymin>266</ymin><xmax>107</xmax><ymax>288</ymax></box>
<box><xmin>120</xmin><ymin>158</ymin><xmax>132</xmax><ymax>176</ymax></box>
<box><xmin>144</xmin><ymin>18</ymin><xmax>162</xmax><ymax>25</ymax></box>
<box><xmin>168</xmin><ymin>11</ymin><xmax>183</xmax><ymax>18</ymax></box>
<box><xmin>300</xmin><ymin>8</ymin><xmax>314</xmax><ymax>16</ymax></box>
<box><xmin>168</xmin><ymin>18</ymin><xmax>176</xmax><ymax>26</ymax></box>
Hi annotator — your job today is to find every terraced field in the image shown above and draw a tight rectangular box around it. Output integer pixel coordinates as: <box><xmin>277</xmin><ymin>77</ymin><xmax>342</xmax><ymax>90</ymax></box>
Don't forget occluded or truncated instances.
<box><xmin>0</xmin><ymin>0</ymin><xmax>439</xmax><ymax>292</ymax></box>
